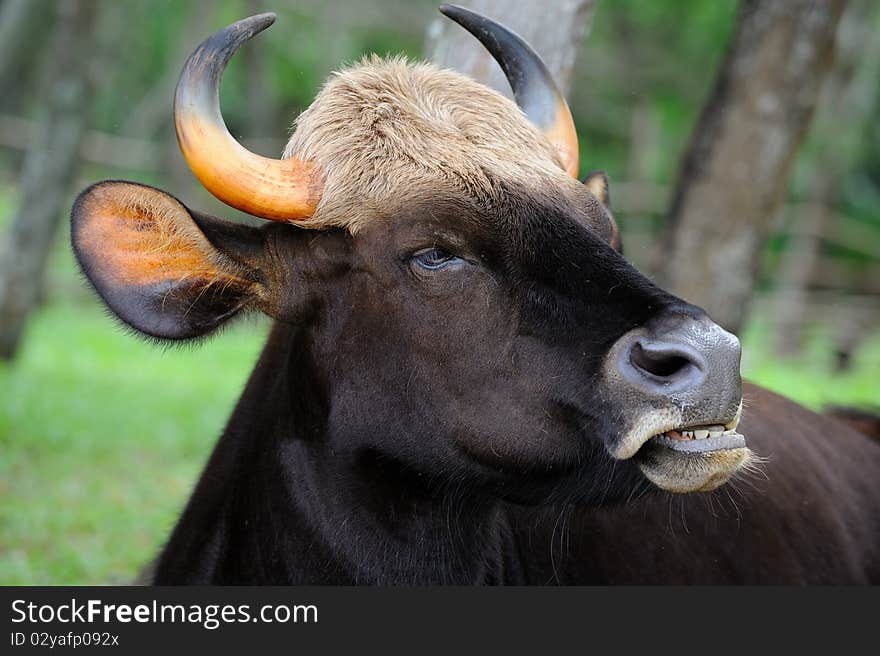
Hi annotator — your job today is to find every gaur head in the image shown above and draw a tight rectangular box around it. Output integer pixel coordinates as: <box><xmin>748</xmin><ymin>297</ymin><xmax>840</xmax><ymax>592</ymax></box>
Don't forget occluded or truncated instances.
<box><xmin>71</xmin><ymin>6</ymin><xmax>748</xmax><ymax>503</ymax></box>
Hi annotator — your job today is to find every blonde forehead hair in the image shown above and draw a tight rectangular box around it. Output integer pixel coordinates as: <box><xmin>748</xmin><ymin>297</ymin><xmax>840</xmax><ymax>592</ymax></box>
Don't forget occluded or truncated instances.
<box><xmin>283</xmin><ymin>56</ymin><xmax>584</xmax><ymax>232</ymax></box>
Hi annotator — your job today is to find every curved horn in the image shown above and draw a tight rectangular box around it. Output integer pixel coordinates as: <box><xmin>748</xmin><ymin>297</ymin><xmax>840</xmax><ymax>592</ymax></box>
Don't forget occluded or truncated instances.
<box><xmin>439</xmin><ymin>4</ymin><xmax>579</xmax><ymax>178</ymax></box>
<box><xmin>174</xmin><ymin>13</ymin><xmax>321</xmax><ymax>221</ymax></box>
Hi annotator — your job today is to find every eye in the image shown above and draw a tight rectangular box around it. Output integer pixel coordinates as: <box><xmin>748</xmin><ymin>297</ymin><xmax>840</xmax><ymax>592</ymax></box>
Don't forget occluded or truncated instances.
<box><xmin>411</xmin><ymin>248</ymin><xmax>464</xmax><ymax>271</ymax></box>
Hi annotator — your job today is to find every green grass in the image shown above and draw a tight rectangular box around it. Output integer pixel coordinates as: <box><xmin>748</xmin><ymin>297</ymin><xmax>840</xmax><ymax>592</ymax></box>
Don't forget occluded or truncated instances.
<box><xmin>0</xmin><ymin>298</ymin><xmax>877</xmax><ymax>584</ymax></box>
<box><xmin>741</xmin><ymin>320</ymin><xmax>879</xmax><ymax>410</ymax></box>
<box><xmin>0</xmin><ymin>301</ymin><xmax>267</xmax><ymax>584</ymax></box>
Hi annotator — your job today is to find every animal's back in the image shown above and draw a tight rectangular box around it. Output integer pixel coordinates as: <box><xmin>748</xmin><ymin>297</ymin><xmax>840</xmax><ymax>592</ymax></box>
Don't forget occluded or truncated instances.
<box><xmin>513</xmin><ymin>382</ymin><xmax>880</xmax><ymax>584</ymax></box>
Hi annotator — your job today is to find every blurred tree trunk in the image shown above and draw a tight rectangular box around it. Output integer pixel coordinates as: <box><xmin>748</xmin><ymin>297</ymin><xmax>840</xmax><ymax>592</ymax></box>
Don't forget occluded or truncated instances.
<box><xmin>0</xmin><ymin>0</ymin><xmax>54</xmax><ymax>174</ymax></box>
<box><xmin>425</xmin><ymin>0</ymin><xmax>597</xmax><ymax>99</ymax></box>
<box><xmin>770</xmin><ymin>0</ymin><xmax>879</xmax><ymax>356</ymax></box>
<box><xmin>0</xmin><ymin>2</ymin><xmax>98</xmax><ymax>360</ymax></box>
<box><xmin>660</xmin><ymin>0</ymin><xmax>846</xmax><ymax>334</ymax></box>
<box><xmin>0</xmin><ymin>0</ymin><xmax>53</xmax><ymax>109</ymax></box>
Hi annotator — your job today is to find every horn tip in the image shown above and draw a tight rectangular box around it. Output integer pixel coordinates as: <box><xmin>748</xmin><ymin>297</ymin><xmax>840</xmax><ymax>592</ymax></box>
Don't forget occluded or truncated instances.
<box><xmin>438</xmin><ymin>4</ymin><xmax>466</xmax><ymax>19</ymax></box>
<box><xmin>251</xmin><ymin>12</ymin><xmax>277</xmax><ymax>27</ymax></box>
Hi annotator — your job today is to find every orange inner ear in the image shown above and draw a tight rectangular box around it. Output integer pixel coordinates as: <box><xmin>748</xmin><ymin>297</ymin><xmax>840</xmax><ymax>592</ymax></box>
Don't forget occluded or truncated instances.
<box><xmin>77</xmin><ymin>183</ymin><xmax>249</xmax><ymax>290</ymax></box>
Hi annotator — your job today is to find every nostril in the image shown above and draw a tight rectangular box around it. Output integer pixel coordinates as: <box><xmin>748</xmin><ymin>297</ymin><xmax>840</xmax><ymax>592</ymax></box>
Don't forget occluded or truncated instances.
<box><xmin>629</xmin><ymin>341</ymin><xmax>695</xmax><ymax>380</ymax></box>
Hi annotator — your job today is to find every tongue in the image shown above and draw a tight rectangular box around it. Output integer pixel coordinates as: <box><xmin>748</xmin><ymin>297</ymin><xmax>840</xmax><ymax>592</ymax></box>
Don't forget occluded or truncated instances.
<box><xmin>654</xmin><ymin>432</ymin><xmax>746</xmax><ymax>453</ymax></box>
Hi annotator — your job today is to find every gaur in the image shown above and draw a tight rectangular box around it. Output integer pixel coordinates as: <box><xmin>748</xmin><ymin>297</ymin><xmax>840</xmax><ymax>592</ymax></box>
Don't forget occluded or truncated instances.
<box><xmin>71</xmin><ymin>6</ymin><xmax>880</xmax><ymax>584</ymax></box>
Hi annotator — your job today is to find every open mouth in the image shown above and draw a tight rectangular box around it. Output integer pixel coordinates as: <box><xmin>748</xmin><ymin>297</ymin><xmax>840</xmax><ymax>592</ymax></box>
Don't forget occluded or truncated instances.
<box><xmin>648</xmin><ymin>422</ymin><xmax>745</xmax><ymax>454</ymax></box>
<box><xmin>612</xmin><ymin>402</ymin><xmax>744</xmax><ymax>461</ymax></box>
<box><xmin>629</xmin><ymin>407</ymin><xmax>751</xmax><ymax>493</ymax></box>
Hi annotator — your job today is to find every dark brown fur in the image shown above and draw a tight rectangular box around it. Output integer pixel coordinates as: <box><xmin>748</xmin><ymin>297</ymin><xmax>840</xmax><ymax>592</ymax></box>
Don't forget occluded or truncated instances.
<box><xmin>70</xmin><ymin>56</ymin><xmax>880</xmax><ymax>585</ymax></box>
<box><xmin>824</xmin><ymin>406</ymin><xmax>880</xmax><ymax>442</ymax></box>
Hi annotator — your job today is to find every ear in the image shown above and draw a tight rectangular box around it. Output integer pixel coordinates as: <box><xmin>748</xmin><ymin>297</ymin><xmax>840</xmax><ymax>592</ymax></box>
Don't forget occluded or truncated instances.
<box><xmin>71</xmin><ymin>180</ymin><xmax>267</xmax><ymax>340</ymax></box>
<box><xmin>583</xmin><ymin>171</ymin><xmax>622</xmax><ymax>253</ymax></box>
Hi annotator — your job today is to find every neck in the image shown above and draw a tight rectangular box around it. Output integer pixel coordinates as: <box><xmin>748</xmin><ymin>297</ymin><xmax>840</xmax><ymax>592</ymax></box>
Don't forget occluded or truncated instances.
<box><xmin>154</xmin><ymin>323</ymin><xmax>522</xmax><ymax>585</ymax></box>
<box><xmin>264</xmin><ymin>437</ymin><xmax>513</xmax><ymax>584</ymax></box>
